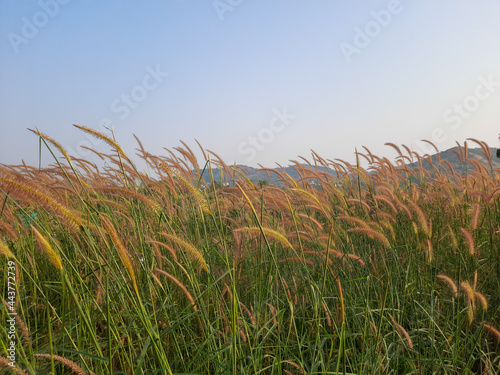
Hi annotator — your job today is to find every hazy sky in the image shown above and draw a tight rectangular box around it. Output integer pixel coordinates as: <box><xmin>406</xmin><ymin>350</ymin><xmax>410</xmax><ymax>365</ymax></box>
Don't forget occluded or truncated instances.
<box><xmin>1</xmin><ymin>0</ymin><xmax>499</xmax><ymax>169</ymax></box>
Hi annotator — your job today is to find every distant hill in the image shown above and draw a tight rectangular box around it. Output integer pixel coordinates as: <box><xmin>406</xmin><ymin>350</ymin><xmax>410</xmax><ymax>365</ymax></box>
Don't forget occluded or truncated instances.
<box><xmin>196</xmin><ymin>146</ymin><xmax>500</xmax><ymax>186</ymax></box>
<box><xmin>408</xmin><ymin>146</ymin><xmax>500</xmax><ymax>174</ymax></box>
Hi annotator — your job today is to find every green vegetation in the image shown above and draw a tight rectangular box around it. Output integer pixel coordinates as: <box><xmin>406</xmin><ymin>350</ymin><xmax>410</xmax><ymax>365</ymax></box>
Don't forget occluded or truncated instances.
<box><xmin>0</xmin><ymin>129</ymin><xmax>498</xmax><ymax>374</ymax></box>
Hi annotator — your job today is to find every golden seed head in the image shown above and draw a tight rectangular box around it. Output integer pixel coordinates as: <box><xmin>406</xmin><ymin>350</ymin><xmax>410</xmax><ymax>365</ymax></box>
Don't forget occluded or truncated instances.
<box><xmin>32</xmin><ymin>227</ymin><xmax>63</xmax><ymax>270</ymax></box>
<box><xmin>0</xmin><ymin>239</ymin><xmax>15</xmax><ymax>258</ymax></box>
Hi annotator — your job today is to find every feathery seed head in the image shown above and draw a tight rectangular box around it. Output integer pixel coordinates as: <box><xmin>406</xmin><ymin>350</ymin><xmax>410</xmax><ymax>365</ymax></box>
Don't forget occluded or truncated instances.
<box><xmin>437</xmin><ymin>274</ymin><xmax>458</xmax><ymax>296</ymax></box>
<box><xmin>32</xmin><ymin>227</ymin><xmax>63</xmax><ymax>270</ymax></box>
<box><xmin>101</xmin><ymin>215</ymin><xmax>139</xmax><ymax>296</ymax></box>
<box><xmin>0</xmin><ymin>239</ymin><xmax>15</xmax><ymax>258</ymax></box>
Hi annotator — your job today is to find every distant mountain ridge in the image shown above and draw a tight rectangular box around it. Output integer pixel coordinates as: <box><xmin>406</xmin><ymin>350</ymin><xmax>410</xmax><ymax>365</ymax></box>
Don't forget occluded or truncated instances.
<box><xmin>197</xmin><ymin>146</ymin><xmax>500</xmax><ymax>186</ymax></box>
<box><xmin>407</xmin><ymin>146</ymin><xmax>500</xmax><ymax>174</ymax></box>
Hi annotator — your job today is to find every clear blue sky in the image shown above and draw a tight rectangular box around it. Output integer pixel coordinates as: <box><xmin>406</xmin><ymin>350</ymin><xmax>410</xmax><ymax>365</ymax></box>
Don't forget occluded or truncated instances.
<box><xmin>1</xmin><ymin>0</ymin><xmax>499</xmax><ymax>169</ymax></box>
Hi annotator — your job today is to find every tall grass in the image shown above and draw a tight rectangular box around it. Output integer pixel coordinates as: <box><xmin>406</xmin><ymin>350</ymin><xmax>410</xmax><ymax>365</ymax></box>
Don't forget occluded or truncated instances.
<box><xmin>0</xmin><ymin>133</ymin><xmax>499</xmax><ymax>374</ymax></box>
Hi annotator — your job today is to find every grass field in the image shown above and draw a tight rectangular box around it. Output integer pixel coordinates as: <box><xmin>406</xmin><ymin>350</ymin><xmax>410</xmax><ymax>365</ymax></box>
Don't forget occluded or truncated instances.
<box><xmin>0</xmin><ymin>127</ymin><xmax>499</xmax><ymax>374</ymax></box>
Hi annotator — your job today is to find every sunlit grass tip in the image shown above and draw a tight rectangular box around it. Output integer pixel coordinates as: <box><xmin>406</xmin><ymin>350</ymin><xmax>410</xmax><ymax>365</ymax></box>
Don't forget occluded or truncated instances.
<box><xmin>32</xmin><ymin>227</ymin><xmax>63</xmax><ymax>270</ymax></box>
<box><xmin>100</xmin><ymin>215</ymin><xmax>139</xmax><ymax>297</ymax></box>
